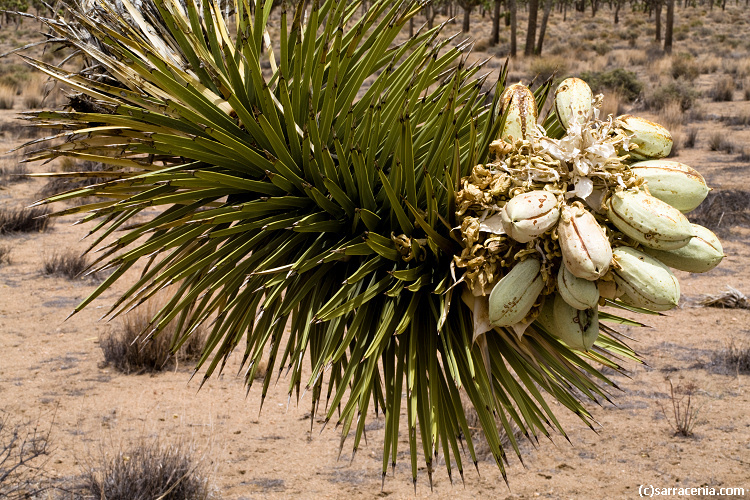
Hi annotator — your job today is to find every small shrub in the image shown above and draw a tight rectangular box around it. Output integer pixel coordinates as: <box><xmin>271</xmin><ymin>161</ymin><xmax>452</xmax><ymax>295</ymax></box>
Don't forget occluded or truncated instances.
<box><xmin>81</xmin><ymin>438</ymin><xmax>217</xmax><ymax>500</ymax></box>
<box><xmin>708</xmin><ymin>132</ymin><xmax>737</xmax><ymax>154</ymax></box>
<box><xmin>658</xmin><ymin>101</ymin><xmax>685</xmax><ymax>131</ymax></box>
<box><xmin>43</xmin><ymin>250</ymin><xmax>90</xmax><ymax>279</ymax></box>
<box><xmin>528</xmin><ymin>56</ymin><xmax>568</xmax><ymax>84</ymax></box>
<box><xmin>712</xmin><ymin>339</ymin><xmax>750</xmax><ymax>374</ymax></box>
<box><xmin>0</xmin><ymin>411</ymin><xmax>52</xmax><ymax>500</ymax></box>
<box><xmin>0</xmin><ymin>158</ymin><xmax>28</xmax><ymax>186</ymax></box>
<box><xmin>659</xmin><ymin>380</ymin><xmax>700</xmax><ymax>437</ymax></box>
<box><xmin>710</xmin><ymin>76</ymin><xmax>734</xmax><ymax>102</ymax></box>
<box><xmin>0</xmin><ymin>207</ymin><xmax>51</xmax><ymax>234</ymax></box>
<box><xmin>671</xmin><ymin>53</ymin><xmax>699</xmax><ymax>81</ymax></box>
<box><xmin>683</xmin><ymin>128</ymin><xmax>697</xmax><ymax>148</ymax></box>
<box><xmin>100</xmin><ymin>299</ymin><xmax>207</xmax><ymax>374</ymax></box>
<box><xmin>38</xmin><ymin>160</ymin><xmax>108</xmax><ymax>200</ymax></box>
<box><xmin>645</xmin><ymin>81</ymin><xmax>699</xmax><ymax>111</ymax></box>
<box><xmin>737</xmin><ymin>147</ymin><xmax>750</xmax><ymax>163</ymax></box>
<box><xmin>0</xmin><ymin>245</ymin><xmax>10</xmax><ymax>265</ymax></box>
<box><xmin>0</xmin><ymin>86</ymin><xmax>14</xmax><ymax>110</ymax></box>
<box><xmin>580</xmin><ymin>68</ymin><xmax>643</xmax><ymax>102</ymax></box>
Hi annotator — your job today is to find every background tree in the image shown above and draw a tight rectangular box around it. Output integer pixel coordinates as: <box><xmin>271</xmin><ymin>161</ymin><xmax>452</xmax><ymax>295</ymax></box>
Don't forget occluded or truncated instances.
<box><xmin>524</xmin><ymin>0</ymin><xmax>539</xmax><ymax>55</ymax></box>
<box><xmin>664</xmin><ymin>0</ymin><xmax>675</xmax><ymax>52</ymax></box>
<box><xmin>535</xmin><ymin>0</ymin><xmax>554</xmax><ymax>55</ymax></box>
<box><xmin>490</xmin><ymin>0</ymin><xmax>502</xmax><ymax>45</ymax></box>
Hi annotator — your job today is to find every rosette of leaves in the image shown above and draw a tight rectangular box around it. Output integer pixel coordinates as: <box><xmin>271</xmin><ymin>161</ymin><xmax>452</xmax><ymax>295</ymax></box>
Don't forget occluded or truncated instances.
<box><xmin>20</xmin><ymin>0</ymin><xmax>642</xmax><ymax>488</ymax></box>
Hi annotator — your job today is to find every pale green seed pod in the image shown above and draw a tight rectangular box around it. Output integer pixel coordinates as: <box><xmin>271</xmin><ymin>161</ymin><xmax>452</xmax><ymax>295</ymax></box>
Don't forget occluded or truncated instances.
<box><xmin>554</xmin><ymin>77</ymin><xmax>593</xmax><ymax>129</ymax></box>
<box><xmin>558</xmin><ymin>205</ymin><xmax>613</xmax><ymax>281</ymax></box>
<box><xmin>612</xmin><ymin>246</ymin><xmax>680</xmax><ymax>311</ymax></box>
<box><xmin>617</xmin><ymin>115</ymin><xmax>673</xmax><ymax>160</ymax></box>
<box><xmin>606</xmin><ymin>189</ymin><xmax>694</xmax><ymax>250</ymax></box>
<box><xmin>630</xmin><ymin>160</ymin><xmax>709</xmax><ymax>213</ymax></box>
<box><xmin>643</xmin><ymin>224</ymin><xmax>724</xmax><ymax>273</ymax></box>
<box><xmin>489</xmin><ymin>257</ymin><xmax>544</xmax><ymax>327</ymax></box>
<box><xmin>536</xmin><ymin>294</ymin><xmax>599</xmax><ymax>351</ymax></box>
<box><xmin>500</xmin><ymin>190</ymin><xmax>560</xmax><ymax>243</ymax></box>
<box><xmin>557</xmin><ymin>264</ymin><xmax>600</xmax><ymax>310</ymax></box>
<box><xmin>500</xmin><ymin>83</ymin><xmax>538</xmax><ymax>143</ymax></box>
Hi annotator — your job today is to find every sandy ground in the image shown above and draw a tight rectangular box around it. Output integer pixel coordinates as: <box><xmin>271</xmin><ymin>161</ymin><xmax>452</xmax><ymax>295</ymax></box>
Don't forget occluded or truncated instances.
<box><xmin>2</xmin><ymin>4</ymin><xmax>750</xmax><ymax>499</ymax></box>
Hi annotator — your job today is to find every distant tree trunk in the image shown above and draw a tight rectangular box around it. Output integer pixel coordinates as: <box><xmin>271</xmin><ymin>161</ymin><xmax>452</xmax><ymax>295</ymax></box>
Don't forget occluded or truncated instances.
<box><xmin>614</xmin><ymin>0</ymin><xmax>623</xmax><ymax>22</ymax></box>
<box><xmin>655</xmin><ymin>0</ymin><xmax>662</xmax><ymax>41</ymax></box>
<box><xmin>425</xmin><ymin>3</ymin><xmax>433</xmax><ymax>29</ymax></box>
<box><xmin>509</xmin><ymin>0</ymin><xmax>518</xmax><ymax>56</ymax></box>
<box><xmin>490</xmin><ymin>0</ymin><xmax>502</xmax><ymax>45</ymax></box>
<box><xmin>524</xmin><ymin>0</ymin><xmax>539</xmax><ymax>56</ymax></box>
<box><xmin>462</xmin><ymin>3</ymin><xmax>472</xmax><ymax>32</ymax></box>
<box><xmin>536</xmin><ymin>0</ymin><xmax>554</xmax><ymax>55</ymax></box>
<box><xmin>591</xmin><ymin>0</ymin><xmax>599</xmax><ymax>15</ymax></box>
<box><xmin>664</xmin><ymin>0</ymin><xmax>674</xmax><ymax>52</ymax></box>
<box><xmin>409</xmin><ymin>16</ymin><xmax>414</xmax><ymax>37</ymax></box>
<box><xmin>563</xmin><ymin>0</ymin><xmax>568</xmax><ymax>20</ymax></box>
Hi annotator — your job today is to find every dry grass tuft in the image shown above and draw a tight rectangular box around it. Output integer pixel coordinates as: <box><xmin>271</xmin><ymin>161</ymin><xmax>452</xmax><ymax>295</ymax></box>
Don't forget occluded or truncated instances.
<box><xmin>658</xmin><ymin>101</ymin><xmax>685</xmax><ymax>131</ymax></box>
<box><xmin>710</xmin><ymin>76</ymin><xmax>735</xmax><ymax>102</ymax></box>
<box><xmin>0</xmin><ymin>206</ymin><xmax>52</xmax><ymax>234</ymax></box>
<box><xmin>0</xmin><ymin>86</ymin><xmax>15</xmax><ymax>110</ymax></box>
<box><xmin>0</xmin><ymin>244</ymin><xmax>11</xmax><ymax>266</ymax></box>
<box><xmin>100</xmin><ymin>299</ymin><xmax>207</xmax><ymax>374</ymax></box>
<box><xmin>712</xmin><ymin>339</ymin><xmax>750</xmax><ymax>374</ymax></box>
<box><xmin>38</xmin><ymin>160</ymin><xmax>108</xmax><ymax>201</ymax></box>
<box><xmin>43</xmin><ymin>250</ymin><xmax>90</xmax><ymax>280</ymax></box>
<box><xmin>0</xmin><ymin>157</ymin><xmax>28</xmax><ymax>186</ymax></box>
<box><xmin>81</xmin><ymin>438</ymin><xmax>218</xmax><ymax>500</ymax></box>
<box><xmin>683</xmin><ymin>128</ymin><xmax>698</xmax><ymax>148</ymax></box>
<box><xmin>708</xmin><ymin>132</ymin><xmax>737</xmax><ymax>154</ymax></box>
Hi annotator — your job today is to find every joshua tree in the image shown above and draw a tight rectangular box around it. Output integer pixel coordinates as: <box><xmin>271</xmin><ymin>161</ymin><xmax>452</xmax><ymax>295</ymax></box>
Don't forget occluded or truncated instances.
<box><xmin>20</xmin><ymin>0</ymin><xmax>643</xmax><ymax>488</ymax></box>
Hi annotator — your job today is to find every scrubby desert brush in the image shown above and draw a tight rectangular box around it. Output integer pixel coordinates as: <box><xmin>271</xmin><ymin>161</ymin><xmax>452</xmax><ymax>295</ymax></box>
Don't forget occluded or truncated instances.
<box><xmin>0</xmin><ymin>85</ymin><xmax>15</xmax><ymax>109</ymax></box>
<box><xmin>43</xmin><ymin>249</ymin><xmax>90</xmax><ymax>279</ymax></box>
<box><xmin>14</xmin><ymin>0</ymin><xmax>726</xmax><ymax>488</ymax></box>
<box><xmin>81</xmin><ymin>437</ymin><xmax>217</xmax><ymax>500</ymax></box>
<box><xmin>0</xmin><ymin>206</ymin><xmax>51</xmax><ymax>234</ymax></box>
<box><xmin>100</xmin><ymin>297</ymin><xmax>207</xmax><ymax>374</ymax></box>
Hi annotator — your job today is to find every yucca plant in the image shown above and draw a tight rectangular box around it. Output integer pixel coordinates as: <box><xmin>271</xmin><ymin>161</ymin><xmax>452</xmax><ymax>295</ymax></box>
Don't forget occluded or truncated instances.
<box><xmin>18</xmin><ymin>0</ymin><xmax>646</xmax><ymax>488</ymax></box>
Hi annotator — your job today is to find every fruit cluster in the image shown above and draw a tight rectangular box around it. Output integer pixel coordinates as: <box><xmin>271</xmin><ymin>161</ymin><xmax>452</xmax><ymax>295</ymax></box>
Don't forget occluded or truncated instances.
<box><xmin>455</xmin><ymin>78</ymin><xmax>723</xmax><ymax>350</ymax></box>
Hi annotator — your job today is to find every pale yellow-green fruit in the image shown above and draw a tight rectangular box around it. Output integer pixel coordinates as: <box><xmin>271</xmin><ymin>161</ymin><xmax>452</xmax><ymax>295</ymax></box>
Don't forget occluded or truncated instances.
<box><xmin>612</xmin><ymin>246</ymin><xmax>680</xmax><ymax>311</ymax></box>
<box><xmin>489</xmin><ymin>257</ymin><xmax>544</xmax><ymax>327</ymax></box>
<box><xmin>500</xmin><ymin>83</ymin><xmax>538</xmax><ymax>143</ymax></box>
<box><xmin>557</xmin><ymin>264</ymin><xmax>600</xmax><ymax>310</ymax></box>
<box><xmin>536</xmin><ymin>294</ymin><xmax>599</xmax><ymax>351</ymax></box>
<box><xmin>554</xmin><ymin>77</ymin><xmax>593</xmax><ymax>129</ymax></box>
<box><xmin>606</xmin><ymin>189</ymin><xmax>694</xmax><ymax>250</ymax></box>
<box><xmin>617</xmin><ymin>114</ymin><xmax>673</xmax><ymax>160</ymax></box>
<box><xmin>500</xmin><ymin>190</ymin><xmax>560</xmax><ymax>243</ymax></box>
<box><xmin>644</xmin><ymin>224</ymin><xmax>724</xmax><ymax>273</ymax></box>
<box><xmin>630</xmin><ymin>160</ymin><xmax>709</xmax><ymax>213</ymax></box>
<box><xmin>558</xmin><ymin>205</ymin><xmax>613</xmax><ymax>281</ymax></box>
